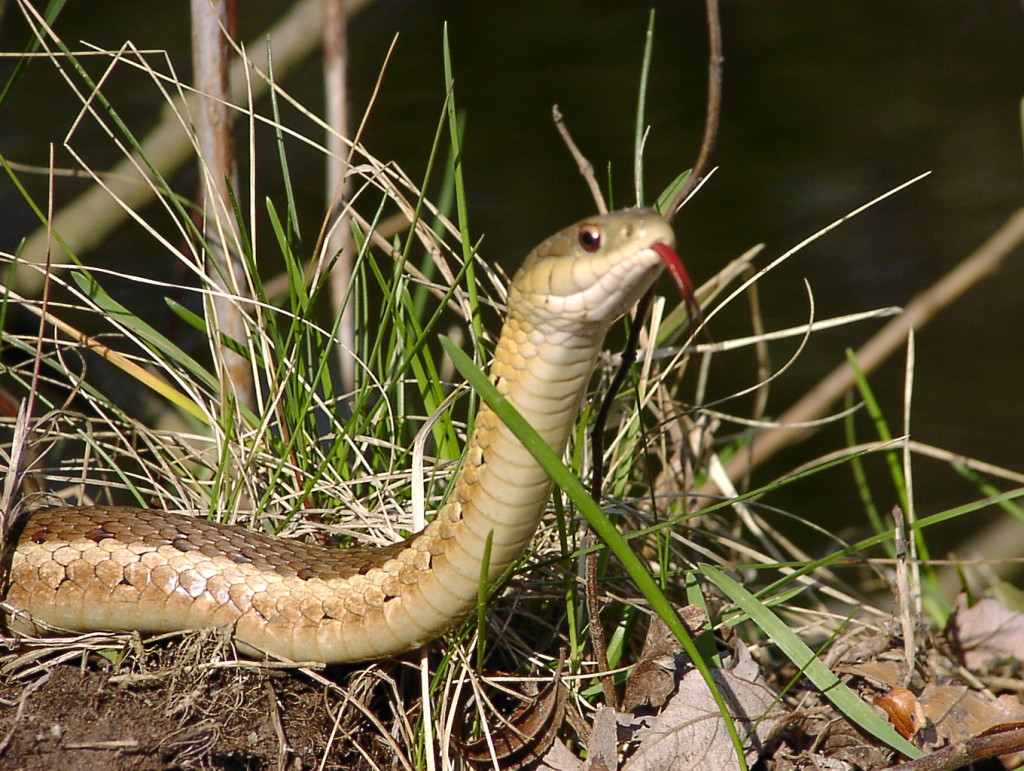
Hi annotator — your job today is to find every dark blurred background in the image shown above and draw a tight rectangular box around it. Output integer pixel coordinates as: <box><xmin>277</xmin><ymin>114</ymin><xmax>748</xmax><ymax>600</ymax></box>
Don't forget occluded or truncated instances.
<box><xmin>1</xmin><ymin>1</ymin><xmax>1022</xmax><ymax>545</ymax></box>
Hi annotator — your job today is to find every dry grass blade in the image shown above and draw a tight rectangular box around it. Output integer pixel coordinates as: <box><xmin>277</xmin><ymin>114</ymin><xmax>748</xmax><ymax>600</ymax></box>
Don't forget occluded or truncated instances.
<box><xmin>705</xmin><ymin>202</ymin><xmax>1024</xmax><ymax>497</ymax></box>
<box><xmin>462</xmin><ymin>661</ymin><xmax>567</xmax><ymax>769</ymax></box>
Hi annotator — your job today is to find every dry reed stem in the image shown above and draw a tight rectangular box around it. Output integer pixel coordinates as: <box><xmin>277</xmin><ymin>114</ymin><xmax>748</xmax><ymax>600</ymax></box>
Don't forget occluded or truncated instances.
<box><xmin>322</xmin><ymin>0</ymin><xmax>356</xmax><ymax>391</ymax></box>
<box><xmin>190</xmin><ymin>0</ymin><xmax>251</xmax><ymax>406</ymax></box>
<box><xmin>13</xmin><ymin>0</ymin><xmax>374</xmax><ymax>296</ymax></box>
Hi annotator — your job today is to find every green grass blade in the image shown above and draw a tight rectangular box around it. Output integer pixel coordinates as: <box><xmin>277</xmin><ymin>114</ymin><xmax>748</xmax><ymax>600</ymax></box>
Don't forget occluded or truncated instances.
<box><xmin>441</xmin><ymin>336</ymin><xmax>749</xmax><ymax>769</ymax></box>
<box><xmin>701</xmin><ymin>564</ymin><xmax>923</xmax><ymax>759</ymax></box>
<box><xmin>656</xmin><ymin>170</ymin><xmax>693</xmax><ymax>215</ymax></box>
<box><xmin>441</xmin><ymin>25</ymin><xmax>482</xmax><ymax>345</ymax></box>
<box><xmin>843</xmin><ymin>392</ymin><xmax>890</xmax><ymax>546</ymax></box>
<box><xmin>72</xmin><ymin>272</ymin><xmax>215</xmax><ymax>394</ymax></box>
<box><xmin>846</xmin><ymin>350</ymin><xmax>908</xmax><ymax>513</ymax></box>
<box><xmin>0</xmin><ymin>0</ymin><xmax>68</xmax><ymax>106</ymax></box>
<box><xmin>756</xmin><ymin>487</ymin><xmax>1024</xmax><ymax>600</ymax></box>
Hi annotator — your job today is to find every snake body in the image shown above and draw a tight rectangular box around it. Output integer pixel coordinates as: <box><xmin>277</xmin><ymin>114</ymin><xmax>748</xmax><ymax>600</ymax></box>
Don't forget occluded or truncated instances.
<box><xmin>3</xmin><ymin>209</ymin><xmax>684</xmax><ymax>664</ymax></box>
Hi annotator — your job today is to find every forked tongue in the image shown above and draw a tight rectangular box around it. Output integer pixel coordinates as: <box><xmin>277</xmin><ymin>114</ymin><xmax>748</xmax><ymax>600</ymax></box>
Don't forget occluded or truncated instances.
<box><xmin>652</xmin><ymin>242</ymin><xmax>701</xmax><ymax>323</ymax></box>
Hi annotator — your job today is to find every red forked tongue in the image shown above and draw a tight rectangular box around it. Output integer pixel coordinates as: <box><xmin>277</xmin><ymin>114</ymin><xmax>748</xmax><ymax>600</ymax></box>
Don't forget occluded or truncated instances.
<box><xmin>652</xmin><ymin>242</ymin><xmax>701</xmax><ymax>323</ymax></box>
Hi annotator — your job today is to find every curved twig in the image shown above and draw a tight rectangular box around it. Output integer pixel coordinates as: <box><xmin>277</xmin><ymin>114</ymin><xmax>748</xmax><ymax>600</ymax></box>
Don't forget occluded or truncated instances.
<box><xmin>665</xmin><ymin>0</ymin><xmax>723</xmax><ymax>221</ymax></box>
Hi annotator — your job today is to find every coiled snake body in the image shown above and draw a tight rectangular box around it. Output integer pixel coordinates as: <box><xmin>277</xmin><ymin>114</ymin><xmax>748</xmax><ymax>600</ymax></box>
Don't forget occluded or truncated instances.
<box><xmin>3</xmin><ymin>209</ymin><xmax>686</xmax><ymax>664</ymax></box>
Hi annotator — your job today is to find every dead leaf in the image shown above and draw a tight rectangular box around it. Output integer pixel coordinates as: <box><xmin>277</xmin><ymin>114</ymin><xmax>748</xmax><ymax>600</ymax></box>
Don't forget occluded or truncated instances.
<box><xmin>874</xmin><ymin>685</ymin><xmax>924</xmax><ymax>739</ymax></box>
<box><xmin>919</xmin><ymin>682</ymin><xmax>1024</xmax><ymax>746</ymax></box>
<box><xmin>583</xmin><ymin>706</ymin><xmax>618</xmax><ymax>771</ymax></box>
<box><xmin>623</xmin><ymin>608</ymin><xmax>707</xmax><ymax>712</ymax></box>
<box><xmin>623</xmin><ymin>619</ymin><xmax>677</xmax><ymax>713</ymax></box>
<box><xmin>771</xmin><ymin>754</ymin><xmax>855</xmax><ymax>771</ymax></box>
<box><xmin>835</xmin><ymin>659</ymin><xmax>904</xmax><ymax>688</ymax></box>
<box><xmin>947</xmin><ymin>593</ymin><xmax>1024</xmax><ymax>670</ymax></box>
<box><xmin>622</xmin><ymin>642</ymin><xmax>789</xmax><ymax>770</ymax></box>
<box><xmin>816</xmin><ymin>716</ymin><xmax>894</xmax><ymax>770</ymax></box>
<box><xmin>464</xmin><ymin>663</ymin><xmax>567</xmax><ymax>770</ymax></box>
<box><xmin>536</xmin><ymin>739</ymin><xmax>583</xmax><ymax>771</ymax></box>
<box><xmin>805</xmin><ymin>756</ymin><xmax>855</xmax><ymax>770</ymax></box>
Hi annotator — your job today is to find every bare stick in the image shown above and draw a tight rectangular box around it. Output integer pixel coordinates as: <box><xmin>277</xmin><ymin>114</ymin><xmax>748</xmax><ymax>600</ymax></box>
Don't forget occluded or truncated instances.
<box><xmin>890</xmin><ymin>506</ymin><xmax>916</xmax><ymax>687</ymax></box>
<box><xmin>323</xmin><ymin>0</ymin><xmax>355</xmax><ymax>391</ymax></box>
<box><xmin>551</xmin><ymin>101</ymin><xmax>610</xmax><ymax>702</ymax></box>
<box><xmin>666</xmin><ymin>0</ymin><xmax>723</xmax><ymax>220</ymax></box>
<box><xmin>878</xmin><ymin>725</ymin><xmax>1024</xmax><ymax>771</ymax></box>
<box><xmin>15</xmin><ymin>0</ymin><xmax>375</xmax><ymax>297</ymax></box>
<box><xmin>582</xmin><ymin>0</ymin><xmax>722</xmax><ymax>707</ymax></box>
<box><xmin>552</xmin><ymin>105</ymin><xmax>607</xmax><ymax>214</ymax></box>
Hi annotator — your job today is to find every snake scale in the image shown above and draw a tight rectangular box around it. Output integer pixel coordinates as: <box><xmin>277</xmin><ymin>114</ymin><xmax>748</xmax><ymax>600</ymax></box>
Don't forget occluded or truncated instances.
<box><xmin>2</xmin><ymin>208</ymin><xmax>690</xmax><ymax>664</ymax></box>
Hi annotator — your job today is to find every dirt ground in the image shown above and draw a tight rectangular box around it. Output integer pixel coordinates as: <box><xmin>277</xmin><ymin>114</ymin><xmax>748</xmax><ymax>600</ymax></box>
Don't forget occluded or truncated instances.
<box><xmin>4</xmin><ymin>605</ymin><xmax>1024</xmax><ymax>770</ymax></box>
<box><xmin>0</xmin><ymin>633</ymin><xmax>402</xmax><ymax>770</ymax></box>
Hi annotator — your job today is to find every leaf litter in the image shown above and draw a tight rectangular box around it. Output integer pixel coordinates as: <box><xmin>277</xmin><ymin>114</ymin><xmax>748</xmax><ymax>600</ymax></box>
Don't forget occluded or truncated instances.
<box><xmin>516</xmin><ymin>588</ymin><xmax>1024</xmax><ymax>770</ymax></box>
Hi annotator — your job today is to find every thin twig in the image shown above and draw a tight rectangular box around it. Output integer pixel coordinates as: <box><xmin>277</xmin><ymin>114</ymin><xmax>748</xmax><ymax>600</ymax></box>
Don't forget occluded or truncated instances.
<box><xmin>0</xmin><ymin>149</ymin><xmax>55</xmax><ymax>543</ymax></box>
<box><xmin>191</xmin><ymin>0</ymin><xmax>251</xmax><ymax>406</ymax></box>
<box><xmin>264</xmin><ymin>680</ymin><xmax>291</xmax><ymax>771</ymax></box>
<box><xmin>551</xmin><ymin>96</ymin><xmax>612</xmax><ymax>703</ymax></box>
<box><xmin>323</xmin><ymin>0</ymin><xmax>355</xmax><ymax>391</ymax></box>
<box><xmin>0</xmin><ymin>673</ymin><xmax>50</xmax><ymax>757</ymax></box>
<box><xmin>585</xmin><ymin>290</ymin><xmax>658</xmax><ymax>708</ymax></box>
<box><xmin>15</xmin><ymin>0</ymin><xmax>375</xmax><ymax>296</ymax></box>
<box><xmin>666</xmin><ymin>0</ymin><xmax>723</xmax><ymax>220</ymax></box>
<box><xmin>581</xmin><ymin>0</ymin><xmax>723</xmax><ymax>708</ymax></box>
<box><xmin>890</xmin><ymin>506</ymin><xmax>916</xmax><ymax>687</ymax></box>
<box><xmin>588</xmin><ymin>289</ymin><xmax>656</xmax><ymax>507</ymax></box>
<box><xmin>552</xmin><ymin>105</ymin><xmax>607</xmax><ymax>214</ymax></box>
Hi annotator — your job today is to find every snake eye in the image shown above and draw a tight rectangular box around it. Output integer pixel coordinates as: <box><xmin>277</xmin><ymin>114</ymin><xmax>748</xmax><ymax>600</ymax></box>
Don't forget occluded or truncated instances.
<box><xmin>578</xmin><ymin>225</ymin><xmax>602</xmax><ymax>253</ymax></box>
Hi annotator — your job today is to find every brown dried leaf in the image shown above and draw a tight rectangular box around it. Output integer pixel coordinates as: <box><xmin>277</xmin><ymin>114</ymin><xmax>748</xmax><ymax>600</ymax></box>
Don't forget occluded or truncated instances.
<box><xmin>464</xmin><ymin>665</ymin><xmax>567</xmax><ymax>770</ymax></box>
<box><xmin>582</xmin><ymin>706</ymin><xmax>619</xmax><ymax>771</ymax></box>
<box><xmin>835</xmin><ymin>659</ymin><xmax>904</xmax><ymax>688</ymax></box>
<box><xmin>622</xmin><ymin>657</ymin><xmax>676</xmax><ymax>713</ymax></box>
<box><xmin>947</xmin><ymin>593</ymin><xmax>1024</xmax><ymax>670</ymax></box>
<box><xmin>537</xmin><ymin>739</ymin><xmax>583</xmax><ymax>771</ymax></box>
<box><xmin>817</xmin><ymin>715</ymin><xmax>894</xmax><ymax>770</ymax></box>
<box><xmin>874</xmin><ymin>685</ymin><xmax>924</xmax><ymax>739</ymax></box>
<box><xmin>773</xmin><ymin>754</ymin><xmax>855</xmax><ymax>771</ymax></box>
<box><xmin>535</xmin><ymin>703</ymin><xmax>633</xmax><ymax>770</ymax></box>
<box><xmin>623</xmin><ymin>608</ymin><xmax>707</xmax><ymax>712</ymax></box>
<box><xmin>623</xmin><ymin>643</ymin><xmax>789</xmax><ymax>771</ymax></box>
<box><xmin>919</xmin><ymin>682</ymin><xmax>1024</xmax><ymax>746</ymax></box>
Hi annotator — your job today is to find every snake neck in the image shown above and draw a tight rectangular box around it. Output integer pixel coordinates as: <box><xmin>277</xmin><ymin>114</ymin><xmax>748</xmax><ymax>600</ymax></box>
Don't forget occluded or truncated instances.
<box><xmin>400</xmin><ymin>311</ymin><xmax>606</xmax><ymax>616</ymax></box>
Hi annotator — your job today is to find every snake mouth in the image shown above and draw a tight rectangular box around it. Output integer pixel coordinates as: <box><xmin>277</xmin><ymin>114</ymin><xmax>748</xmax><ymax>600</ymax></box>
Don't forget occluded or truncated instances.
<box><xmin>652</xmin><ymin>241</ymin><xmax>701</xmax><ymax>322</ymax></box>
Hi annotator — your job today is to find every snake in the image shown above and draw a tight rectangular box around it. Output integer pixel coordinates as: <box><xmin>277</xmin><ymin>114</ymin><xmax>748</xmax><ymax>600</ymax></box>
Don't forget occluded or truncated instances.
<box><xmin>2</xmin><ymin>208</ymin><xmax>691</xmax><ymax>664</ymax></box>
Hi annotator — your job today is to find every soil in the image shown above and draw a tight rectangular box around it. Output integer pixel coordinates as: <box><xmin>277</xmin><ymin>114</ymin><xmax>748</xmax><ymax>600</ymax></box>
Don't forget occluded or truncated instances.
<box><xmin>0</xmin><ymin>633</ymin><xmax>403</xmax><ymax>770</ymax></box>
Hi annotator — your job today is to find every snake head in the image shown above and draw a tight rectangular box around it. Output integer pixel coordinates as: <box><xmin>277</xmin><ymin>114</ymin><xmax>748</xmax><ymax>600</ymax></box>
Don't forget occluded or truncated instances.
<box><xmin>510</xmin><ymin>208</ymin><xmax>692</xmax><ymax>329</ymax></box>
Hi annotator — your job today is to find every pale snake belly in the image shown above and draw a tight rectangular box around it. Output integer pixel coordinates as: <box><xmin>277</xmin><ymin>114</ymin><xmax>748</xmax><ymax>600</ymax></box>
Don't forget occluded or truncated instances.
<box><xmin>2</xmin><ymin>208</ymin><xmax>689</xmax><ymax>664</ymax></box>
